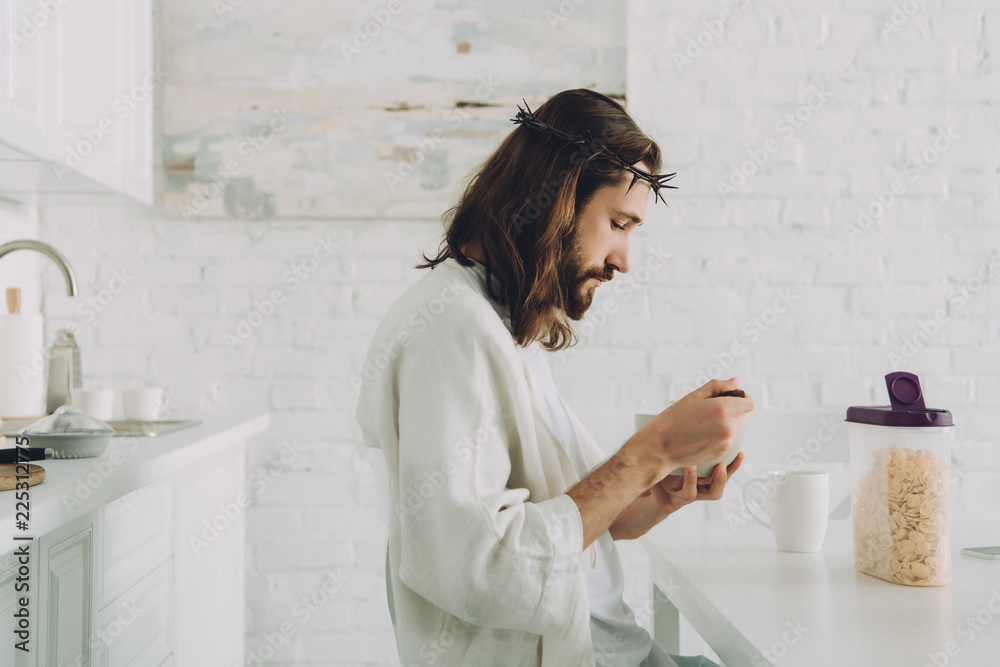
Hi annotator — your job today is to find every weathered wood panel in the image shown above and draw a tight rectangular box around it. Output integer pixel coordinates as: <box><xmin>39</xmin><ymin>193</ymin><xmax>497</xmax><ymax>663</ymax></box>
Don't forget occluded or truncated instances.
<box><xmin>162</xmin><ymin>0</ymin><xmax>627</xmax><ymax>220</ymax></box>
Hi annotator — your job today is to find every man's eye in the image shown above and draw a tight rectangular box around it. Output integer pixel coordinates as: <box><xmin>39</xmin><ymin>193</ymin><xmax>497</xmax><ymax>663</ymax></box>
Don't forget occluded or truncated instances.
<box><xmin>611</xmin><ymin>220</ymin><xmax>626</xmax><ymax>231</ymax></box>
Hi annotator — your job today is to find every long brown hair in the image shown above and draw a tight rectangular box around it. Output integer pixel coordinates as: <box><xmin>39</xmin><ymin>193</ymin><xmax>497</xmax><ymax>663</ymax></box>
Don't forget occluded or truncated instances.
<box><xmin>416</xmin><ymin>88</ymin><xmax>662</xmax><ymax>351</ymax></box>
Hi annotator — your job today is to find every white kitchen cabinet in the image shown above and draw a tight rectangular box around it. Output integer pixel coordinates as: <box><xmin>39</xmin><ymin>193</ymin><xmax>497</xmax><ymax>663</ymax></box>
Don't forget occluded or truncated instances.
<box><xmin>0</xmin><ymin>417</ymin><xmax>266</xmax><ymax>667</ymax></box>
<box><xmin>121</xmin><ymin>0</ymin><xmax>155</xmax><ymax>204</ymax></box>
<box><xmin>0</xmin><ymin>0</ymin><xmax>155</xmax><ymax>205</ymax></box>
<box><xmin>37</xmin><ymin>518</ymin><xmax>94</xmax><ymax>667</ymax></box>
<box><xmin>97</xmin><ymin>478</ymin><xmax>173</xmax><ymax>609</ymax></box>
<box><xmin>48</xmin><ymin>0</ymin><xmax>127</xmax><ymax>195</ymax></box>
<box><xmin>94</xmin><ymin>559</ymin><xmax>173</xmax><ymax>667</ymax></box>
<box><xmin>0</xmin><ymin>0</ymin><xmax>49</xmax><ymax>158</ymax></box>
<box><xmin>174</xmin><ymin>446</ymin><xmax>246</xmax><ymax>667</ymax></box>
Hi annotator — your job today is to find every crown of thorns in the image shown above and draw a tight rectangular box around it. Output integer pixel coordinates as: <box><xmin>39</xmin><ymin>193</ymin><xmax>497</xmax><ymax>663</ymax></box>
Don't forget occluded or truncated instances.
<box><xmin>511</xmin><ymin>100</ymin><xmax>677</xmax><ymax>205</ymax></box>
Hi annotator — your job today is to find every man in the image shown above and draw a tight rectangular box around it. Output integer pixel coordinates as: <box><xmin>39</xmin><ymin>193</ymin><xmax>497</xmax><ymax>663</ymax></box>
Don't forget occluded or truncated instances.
<box><xmin>355</xmin><ymin>89</ymin><xmax>753</xmax><ymax>666</ymax></box>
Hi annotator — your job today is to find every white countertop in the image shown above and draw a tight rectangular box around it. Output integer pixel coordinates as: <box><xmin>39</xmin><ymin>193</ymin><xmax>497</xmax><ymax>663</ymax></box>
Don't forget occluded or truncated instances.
<box><xmin>642</xmin><ymin>517</ymin><xmax>1000</xmax><ymax>667</ymax></box>
<box><xmin>0</xmin><ymin>412</ymin><xmax>270</xmax><ymax>552</ymax></box>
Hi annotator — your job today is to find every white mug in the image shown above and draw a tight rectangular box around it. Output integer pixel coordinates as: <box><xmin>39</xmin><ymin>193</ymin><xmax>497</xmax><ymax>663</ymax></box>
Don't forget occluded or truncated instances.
<box><xmin>742</xmin><ymin>470</ymin><xmax>829</xmax><ymax>552</ymax></box>
<box><xmin>121</xmin><ymin>387</ymin><xmax>166</xmax><ymax>420</ymax></box>
<box><xmin>70</xmin><ymin>388</ymin><xmax>115</xmax><ymax>421</ymax></box>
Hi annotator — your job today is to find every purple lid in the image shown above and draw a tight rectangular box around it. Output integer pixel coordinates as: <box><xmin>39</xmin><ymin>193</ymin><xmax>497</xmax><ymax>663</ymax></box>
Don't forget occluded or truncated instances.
<box><xmin>845</xmin><ymin>372</ymin><xmax>954</xmax><ymax>428</ymax></box>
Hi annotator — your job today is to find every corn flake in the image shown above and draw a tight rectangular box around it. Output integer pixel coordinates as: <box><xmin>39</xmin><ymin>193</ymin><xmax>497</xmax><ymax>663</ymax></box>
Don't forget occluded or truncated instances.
<box><xmin>852</xmin><ymin>446</ymin><xmax>950</xmax><ymax>586</ymax></box>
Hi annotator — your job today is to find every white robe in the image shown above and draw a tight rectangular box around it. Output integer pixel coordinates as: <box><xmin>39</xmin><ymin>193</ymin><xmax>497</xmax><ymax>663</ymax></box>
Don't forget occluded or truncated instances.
<box><xmin>355</xmin><ymin>256</ymin><xmax>610</xmax><ymax>666</ymax></box>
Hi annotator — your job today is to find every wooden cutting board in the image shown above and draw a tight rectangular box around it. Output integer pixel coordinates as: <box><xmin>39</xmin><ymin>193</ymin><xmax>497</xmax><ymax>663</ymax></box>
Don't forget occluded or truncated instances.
<box><xmin>0</xmin><ymin>464</ymin><xmax>45</xmax><ymax>491</ymax></box>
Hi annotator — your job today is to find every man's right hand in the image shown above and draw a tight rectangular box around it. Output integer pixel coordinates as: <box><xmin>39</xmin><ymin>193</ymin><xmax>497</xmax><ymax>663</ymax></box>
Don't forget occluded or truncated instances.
<box><xmin>568</xmin><ymin>377</ymin><xmax>754</xmax><ymax>550</ymax></box>
<box><xmin>634</xmin><ymin>377</ymin><xmax>754</xmax><ymax>479</ymax></box>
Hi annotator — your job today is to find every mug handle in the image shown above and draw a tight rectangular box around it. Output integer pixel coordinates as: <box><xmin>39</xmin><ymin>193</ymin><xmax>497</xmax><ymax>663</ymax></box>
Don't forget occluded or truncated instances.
<box><xmin>742</xmin><ymin>478</ymin><xmax>772</xmax><ymax>530</ymax></box>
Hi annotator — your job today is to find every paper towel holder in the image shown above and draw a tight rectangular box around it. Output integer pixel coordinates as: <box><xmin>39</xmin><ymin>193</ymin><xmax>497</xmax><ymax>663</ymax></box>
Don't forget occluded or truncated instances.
<box><xmin>0</xmin><ymin>240</ymin><xmax>78</xmax><ymax>296</ymax></box>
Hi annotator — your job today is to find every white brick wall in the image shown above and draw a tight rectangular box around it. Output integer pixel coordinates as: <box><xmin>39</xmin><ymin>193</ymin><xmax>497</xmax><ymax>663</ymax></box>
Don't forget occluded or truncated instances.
<box><xmin>31</xmin><ymin>0</ymin><xmax>1000</xmax><ymax>664</ymax></box>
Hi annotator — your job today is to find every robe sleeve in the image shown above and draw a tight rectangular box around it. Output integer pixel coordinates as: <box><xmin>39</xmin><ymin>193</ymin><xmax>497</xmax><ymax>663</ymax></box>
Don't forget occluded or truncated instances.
<box><xmin>391</xmin><ymin>307</ymin><xmax>584</xmax><ymax>637</ymax></box>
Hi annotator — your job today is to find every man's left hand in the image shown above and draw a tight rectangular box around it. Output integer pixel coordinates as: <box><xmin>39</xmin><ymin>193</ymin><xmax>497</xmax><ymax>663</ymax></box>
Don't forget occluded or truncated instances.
<box><xmin>608</xmin><ymin>452</ymin><xmax>745</xmax><ymax>541</ymax></box>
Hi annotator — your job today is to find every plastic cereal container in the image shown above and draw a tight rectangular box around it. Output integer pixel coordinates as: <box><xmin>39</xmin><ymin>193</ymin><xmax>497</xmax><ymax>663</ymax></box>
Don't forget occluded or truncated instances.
<box><xmin>846</xmin><ymin>372</ymin><xmax>954</xmax><ymax>586</ymax></box>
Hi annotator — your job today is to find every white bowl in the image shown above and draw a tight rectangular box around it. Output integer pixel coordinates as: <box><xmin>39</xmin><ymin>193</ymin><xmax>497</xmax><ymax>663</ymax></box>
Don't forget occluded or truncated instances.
<box><xmin>634</xmin><ymin>407</ymin><xmax>747</xmax><ymax>477</ymax></box>
<box><xmin>22</xmin><ymin>432</ymin><xmax>112</xmax><ymax>458</ymax></box>
<box><xmin>22</xmin><ymin>405</ymin><xmax>115</xmax><ymax>458</ymax></box>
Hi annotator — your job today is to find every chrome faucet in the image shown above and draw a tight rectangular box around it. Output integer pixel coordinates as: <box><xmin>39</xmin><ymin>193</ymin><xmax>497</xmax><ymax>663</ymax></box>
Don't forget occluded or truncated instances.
<box><xmin>0</xmin><ymin>240</ymin><xmax>78</xmax><ymax>296</ymax></box>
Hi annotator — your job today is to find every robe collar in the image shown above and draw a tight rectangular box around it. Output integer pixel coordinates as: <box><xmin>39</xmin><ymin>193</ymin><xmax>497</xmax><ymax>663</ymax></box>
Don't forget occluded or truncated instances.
<box><xmin>449</xmin><ymin>257</ymin><xmax>607</xmax><ymax>485</ymax></box>
<box><xmin>463</xmin><ymin>256</ymin><xmax>513</xmax><ymax>335</ymax></box>
<box><xmin>445</xmin><ymin>256</ymin><xmax>608</xmax><ymax>576</ymax></box>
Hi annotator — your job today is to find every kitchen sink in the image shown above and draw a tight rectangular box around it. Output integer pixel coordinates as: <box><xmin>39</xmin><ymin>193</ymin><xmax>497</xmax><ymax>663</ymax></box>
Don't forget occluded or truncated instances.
<box><xmin>1</xmin><ymin>418</ymin><xmax>200</xmax><ymax>438</ymax></box>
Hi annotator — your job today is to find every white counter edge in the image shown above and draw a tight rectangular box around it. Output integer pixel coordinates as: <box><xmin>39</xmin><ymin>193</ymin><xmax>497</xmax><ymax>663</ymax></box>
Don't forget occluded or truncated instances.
<box><xmin>642</xmin><ymin>537</ymin><xmax>762</xmax><ymax>667</ymax></box>
<box><xmin>0</xmin><ymin>412</ymin><xmax>270</xmax><ymax>553</ymax></box>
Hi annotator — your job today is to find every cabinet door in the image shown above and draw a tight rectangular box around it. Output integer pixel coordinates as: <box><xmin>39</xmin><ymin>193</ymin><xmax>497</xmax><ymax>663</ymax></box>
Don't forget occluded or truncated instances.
<box><xmin>38</xmin><ymin>524</ymin><xmax>94</xmax><ymax>667</ymax></box>
<box><xmin>48</xmin><ymin>0</ymin><xmax>127</xmax><ymax>192</ymax></box>
<box><xmin>0</xmin><ymin>547</ymin><xmax>36</xmax><ymax>667</ymax></box>
<box><xmin>0</xmin><ymin>0</ymin><xmax>49</xmax><ymax>157</ymax></box>
<box><xmin>174</xmin><ymin>443</ymin><xmax>246</xmax><ymax>667</ymax></box>
<box><xmin>93</xmin><ymin>559</ymin><xmax>172</xmax><ymax>667</ymax></box>
<box><xmin>122</xmin><ymin>0</ymin><xmax>155</xmax><ymax>205</ymax></box>
<box><xmin>98</xmin><ymin>478</ymin><xmax>173</xmax><ymax>609</ymax></box>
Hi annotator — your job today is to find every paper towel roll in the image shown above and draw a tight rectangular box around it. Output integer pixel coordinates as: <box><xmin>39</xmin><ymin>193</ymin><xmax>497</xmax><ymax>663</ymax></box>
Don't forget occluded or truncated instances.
<box><xmin>0</xmin><ymin>314</ymin><xmax>46</xmax><ymax>419</ymax></box>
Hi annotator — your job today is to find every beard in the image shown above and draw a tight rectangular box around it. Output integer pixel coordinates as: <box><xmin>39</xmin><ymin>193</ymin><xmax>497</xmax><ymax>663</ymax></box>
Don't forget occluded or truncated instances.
<box><xmin>558</xmin><ymin>226</ymin><xmax>611</xmax><ymax>321</ymax></box>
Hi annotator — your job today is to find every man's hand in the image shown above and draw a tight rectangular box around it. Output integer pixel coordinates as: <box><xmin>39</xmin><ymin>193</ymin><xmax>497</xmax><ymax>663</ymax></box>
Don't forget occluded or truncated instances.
<box><xmin>608</xmin><ymin>453</ymin><xmax>745</xmax><ymax>541</ymax></box>
<box><xmin>643</xmin><ymin>377</ymin><xmax>754</xmax><ymax>472</ymax></box>
<box><xmin>567</xmin><ymin>377</ymin><xmax>752</xmax><ymax>550</ymax></box>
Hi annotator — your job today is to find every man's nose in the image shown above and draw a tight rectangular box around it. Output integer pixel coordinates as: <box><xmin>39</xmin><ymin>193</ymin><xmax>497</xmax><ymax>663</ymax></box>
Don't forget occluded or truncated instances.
<box><xmin>609</xmin><ymin>239</ymin><xmax>631</xmax><ymax>274</ymax></box>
